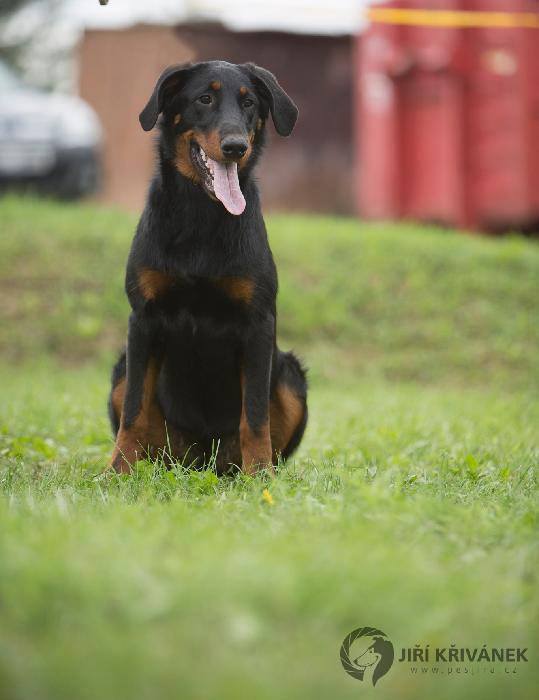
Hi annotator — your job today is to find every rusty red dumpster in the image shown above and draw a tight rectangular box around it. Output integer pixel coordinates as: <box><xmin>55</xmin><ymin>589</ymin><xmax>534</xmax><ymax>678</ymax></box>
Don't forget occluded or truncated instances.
<box><xmin>356</xmin><ymin>0</ymin><xmax>539</xmax><ymax>231</ymax></box>
<box><xmin>464</xmin><ymin>0</ymin><xmax>539</xmax><ymax>230</ymax></box>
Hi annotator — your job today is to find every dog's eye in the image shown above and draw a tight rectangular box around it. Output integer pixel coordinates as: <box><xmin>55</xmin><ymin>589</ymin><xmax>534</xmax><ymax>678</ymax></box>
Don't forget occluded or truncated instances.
<box><xmin>242</xmin><ymin>98</ymin><xmax>254</xmax><ymax>108</ymax></box>
<box><xmin>197</xmin><ymin>94</ymin><xmax>213</xmax><ymax>105</ymax></box>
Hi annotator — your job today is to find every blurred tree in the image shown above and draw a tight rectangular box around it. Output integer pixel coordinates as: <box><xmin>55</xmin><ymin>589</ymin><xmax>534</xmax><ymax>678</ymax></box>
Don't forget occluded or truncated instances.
<box><xmin>0</xmin><ymin>0</ymin><xmax>32</xmax><ymax>16</ymax></box>
<box><xmin>0</xmin><ymin>0</ymin><xmax>39</xmax><ymax>68</ymax></box>
<box><xmin>0</xmin><ymin>0</ymin><xmax>68</xmax><ymax>89</ymax></box>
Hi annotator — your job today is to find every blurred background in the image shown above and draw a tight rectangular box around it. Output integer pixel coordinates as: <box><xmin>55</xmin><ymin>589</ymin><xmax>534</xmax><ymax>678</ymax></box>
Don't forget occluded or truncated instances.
<box><xmin>0</xmin><ymin>5</ymin><xmax>538</xmax><ymax>700</ymax></box>
<box><xmin>1</xmin><ymin>0</ymin><xmax>537</xmax><ymax>229</ymax></box>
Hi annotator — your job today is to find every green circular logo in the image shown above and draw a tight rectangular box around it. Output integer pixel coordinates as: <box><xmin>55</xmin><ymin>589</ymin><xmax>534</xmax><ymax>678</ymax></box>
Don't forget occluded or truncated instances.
<box><xmin>340</xmin><ymin>627</ymin><xmax>394</xmax><ymax>686</ymax></box>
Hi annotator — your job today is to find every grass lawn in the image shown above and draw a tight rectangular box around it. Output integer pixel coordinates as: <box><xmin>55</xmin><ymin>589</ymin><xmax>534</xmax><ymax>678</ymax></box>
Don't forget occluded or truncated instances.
<box><xmin>0</xmin><ymin>196</ymin><xmax>537</xmax><ymax>699</ymax></box>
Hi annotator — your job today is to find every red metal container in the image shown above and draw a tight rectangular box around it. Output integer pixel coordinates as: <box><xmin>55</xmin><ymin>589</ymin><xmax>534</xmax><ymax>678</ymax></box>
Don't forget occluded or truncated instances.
<box><xmin>356</xmin><ymin>0</ymin><xmax>539</xmax><ymax>231</ymax></box>
<box><xmin>355</xmin><ymin>8</ymin><xmax>403</xmax><ymax>219</ymax></box>
<box><xmin>464</xmin><ymin>0</ymin><xmax>539</xmax><ymax>230</ymax></box>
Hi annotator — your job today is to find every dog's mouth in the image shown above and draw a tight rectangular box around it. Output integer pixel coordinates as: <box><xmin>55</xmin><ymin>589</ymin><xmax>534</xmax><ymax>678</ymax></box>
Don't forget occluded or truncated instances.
<box><xmin>190</xmin><ymin>142</ymin><xmax>246</xmax><ymax>216</ymax></box>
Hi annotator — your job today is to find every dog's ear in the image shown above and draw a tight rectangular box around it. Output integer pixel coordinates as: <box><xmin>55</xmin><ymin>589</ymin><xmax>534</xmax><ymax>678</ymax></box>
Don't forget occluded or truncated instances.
<box><xmin>139</xmin><ymin>63</ymin><xmax>194</xmax><ymax>132</ymax></box>
<box><xmin>242</xmin><ymin>63</ymin><xmax>298</xmax><ymax>137</ymax></box>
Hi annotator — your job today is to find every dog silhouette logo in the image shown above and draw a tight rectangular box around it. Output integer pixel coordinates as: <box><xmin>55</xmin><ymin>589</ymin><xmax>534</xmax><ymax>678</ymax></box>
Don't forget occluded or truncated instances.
<box><xmin>340</xmin><ymin>627</ymin><xmax>394</xmax><ymax>686</ymax></box>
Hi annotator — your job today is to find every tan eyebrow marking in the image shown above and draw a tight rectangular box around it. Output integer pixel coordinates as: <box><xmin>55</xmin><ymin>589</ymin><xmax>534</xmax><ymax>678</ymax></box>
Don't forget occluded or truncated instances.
<box><xmin>210</xmin><ymin>80</ymin><xmax>221</xmax><ymax>91</ymax></box>
<box><xmin>173</xmin><ymin>114</ymin><xmax>181</xmax><ymax>125</ymax></box>
<box><xmin>239</xmin><ymin>86</ymin><xmax>248</xmax><ymax>96</ymax></box>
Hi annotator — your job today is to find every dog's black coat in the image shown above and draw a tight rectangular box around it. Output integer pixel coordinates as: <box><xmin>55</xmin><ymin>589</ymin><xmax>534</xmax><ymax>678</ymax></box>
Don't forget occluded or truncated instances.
<box><xmin>108</xmin><ymin>61</ymin><xmax>307</xmax><ymax>473</ymax></box>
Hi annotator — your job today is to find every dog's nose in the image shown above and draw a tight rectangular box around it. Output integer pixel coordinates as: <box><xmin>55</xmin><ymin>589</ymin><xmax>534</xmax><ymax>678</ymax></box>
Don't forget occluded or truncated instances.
<box><xmin>221</xmin><ymin>137</ymin><xmax>248</xmax><ymax>160</ymax></box>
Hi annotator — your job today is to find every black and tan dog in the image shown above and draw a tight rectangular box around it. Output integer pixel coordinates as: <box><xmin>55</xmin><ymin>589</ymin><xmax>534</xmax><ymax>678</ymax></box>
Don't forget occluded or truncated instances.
<box><xmin>108</xmin><ymin>61</ymin><xmax>308</xmax><ymax>475</ymax></box>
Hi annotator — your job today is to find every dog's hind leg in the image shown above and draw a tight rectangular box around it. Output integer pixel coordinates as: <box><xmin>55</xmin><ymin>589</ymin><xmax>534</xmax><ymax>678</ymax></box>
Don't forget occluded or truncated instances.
<box><xmin>270</xmin><ymin>351</ymin><xmax>308</xmax><ymax>462</ymax></box>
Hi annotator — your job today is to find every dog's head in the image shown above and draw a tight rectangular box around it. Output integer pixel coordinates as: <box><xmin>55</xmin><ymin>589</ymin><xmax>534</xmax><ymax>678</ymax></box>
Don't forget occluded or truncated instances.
<box><xmin>139</xmin><ymin>60</ymin><xmax>298</xmax><ymax>215</ymax></box>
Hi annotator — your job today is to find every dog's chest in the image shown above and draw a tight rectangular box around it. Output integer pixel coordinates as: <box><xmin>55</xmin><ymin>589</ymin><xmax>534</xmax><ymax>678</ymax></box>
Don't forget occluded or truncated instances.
<box><xmin>137</xmin><ymin>268</ymin><xmax>254</xmax><ymax>324</ymax></box>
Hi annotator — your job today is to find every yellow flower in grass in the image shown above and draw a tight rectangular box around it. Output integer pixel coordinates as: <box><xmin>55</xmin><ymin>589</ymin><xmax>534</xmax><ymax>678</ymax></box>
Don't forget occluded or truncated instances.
<box><xmin>262</xmin><ymin>488</ymin><xmax>274</xmax><ymax>505</ymax></box>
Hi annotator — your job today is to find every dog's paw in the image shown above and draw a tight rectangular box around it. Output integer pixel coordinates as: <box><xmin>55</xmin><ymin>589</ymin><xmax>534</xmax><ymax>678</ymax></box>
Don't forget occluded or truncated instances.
<box><xmin>241</xmin><ymin>458</ymin><xmax>275</xmax><ymax>477</ymax></box>
<box><xmin>109</xmin><ymin>447</ymin><xmax>133</xmax><ymax>474</ymax></box>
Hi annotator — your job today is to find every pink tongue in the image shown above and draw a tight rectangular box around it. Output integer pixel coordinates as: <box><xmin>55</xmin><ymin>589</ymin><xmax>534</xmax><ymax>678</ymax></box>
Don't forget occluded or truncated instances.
<box><xmin>208</xmin><ymin>157</ymin><xmax>246</xmax><ymax>215</ymax></box>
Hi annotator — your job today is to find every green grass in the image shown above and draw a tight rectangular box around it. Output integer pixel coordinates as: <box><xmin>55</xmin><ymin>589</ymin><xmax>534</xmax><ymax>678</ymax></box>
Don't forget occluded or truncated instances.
<box><xmin>1</xmin><ymin>195</ymin><xmax>537</xmax><ymax>389</ymax></box>
<box><xmin>0</xmin><ymin>196</ymin><xmax>537</xmax><ymax>700</ymax></box>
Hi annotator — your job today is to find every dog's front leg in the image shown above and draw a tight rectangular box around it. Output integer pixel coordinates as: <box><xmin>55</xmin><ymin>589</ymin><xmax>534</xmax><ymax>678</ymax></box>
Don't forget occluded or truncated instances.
<box><xmin>240</xmin><ymin>316</ymin><xmax>274</xmax><ymax>475</ymax></box>
<box><xmin>110</xmin><ymin>313</ymin><xmax>163</xmax><ymax>473</ymax></box>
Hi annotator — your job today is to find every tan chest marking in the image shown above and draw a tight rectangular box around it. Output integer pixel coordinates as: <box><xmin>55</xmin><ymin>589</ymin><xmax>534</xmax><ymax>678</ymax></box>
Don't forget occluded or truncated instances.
<box><xmin>213</xmin><ymin>276</ymin><xmax>254</xmax><ymax>304</ymax></box>
<box><xmin>138</xmin><ymin>269</ymin><xmax>175</xmax><ymax>301</ymax></box>
<box><xmin>138</xmin><ymin>271</ymin><xmax>253</xmax><ymax>305</ymax></box>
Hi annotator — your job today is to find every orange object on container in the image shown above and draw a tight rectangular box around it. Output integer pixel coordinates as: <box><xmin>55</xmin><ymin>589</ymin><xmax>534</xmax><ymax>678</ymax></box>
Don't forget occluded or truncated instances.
<box><xmin>356</xmin><ymin>0</ymin><xmax>539</xmax><ymax>231</ymax></box>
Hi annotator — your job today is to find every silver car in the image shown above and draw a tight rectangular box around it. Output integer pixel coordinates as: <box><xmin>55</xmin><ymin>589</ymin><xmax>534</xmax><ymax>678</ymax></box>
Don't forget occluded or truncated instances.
<box><xmin>0</xmin><ymin>60</ymin><xmax>102</xmax><ymax>198</ymax></box>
